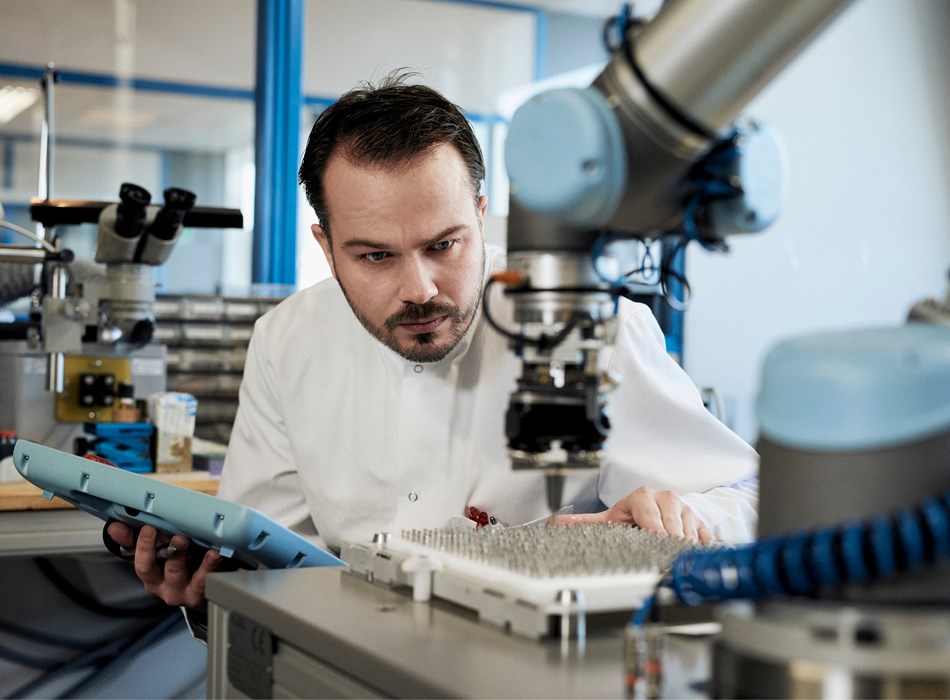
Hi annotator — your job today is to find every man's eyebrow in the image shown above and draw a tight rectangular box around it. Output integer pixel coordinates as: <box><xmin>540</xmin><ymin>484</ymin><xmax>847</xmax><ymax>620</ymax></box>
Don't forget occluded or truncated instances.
<box><xmin>339</xmin><ymin>225</ymin><xmax>467</xmax><ymax>251</ymax></box>
<box><xmin>338</xmin><ymin>237</ymin><xmax>388</xmax><ymax>251</ymax></box>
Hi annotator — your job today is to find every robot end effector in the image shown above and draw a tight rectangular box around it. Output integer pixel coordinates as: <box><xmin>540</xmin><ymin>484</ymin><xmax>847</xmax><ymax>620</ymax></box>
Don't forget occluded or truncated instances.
<box><xmin>496</xmin><ymin>0</ymin><xmax>854</xmax><ymax>512</ymax></box>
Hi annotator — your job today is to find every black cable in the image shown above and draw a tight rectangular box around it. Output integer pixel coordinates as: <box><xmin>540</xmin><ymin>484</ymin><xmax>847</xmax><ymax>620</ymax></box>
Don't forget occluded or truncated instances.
<box><xmin>621</xmin><ymin>243</ymin><xmax>661</xmax><ymax>286</ymax></box>
<box><xmin>658</xmin><ymin>236</ymin><xmax>692</xmax><ymax>310</ymax></box>
<box><xmin>7</xmin><ymin>609</ymin><xmax>180</xmax><ymax>699</ymax></box>
<box><xmin>56</xmin><ymin>612</ymin><xmax>183</xmax><ymax>699</ymax></box>
<box><xmin>621</xmin><ymin>25</ymin><xmax>717</xmax><ymax>142</ymax></box>
<box><xmin>602</xmin><ymin>1</ymin><xmax>717</xmax><ymax>141</ymax></box>
<box><xmin>0</xmin><ymin>617</ymin><xmax>99</xmax><ymax>651</ymax></box>
<box><xmin>482</xmin><ymin>277</ymin><xmax>591</xmax><ymax>352</ymax></box>
<box><xmin>597</xmin><ymin>231</ymin><xmax>693</xmax><ymax>312</ymax></box>
<box><xmin>482</xmin><ymin>277</ymin><xmax>528</xmax><ymax>348</ymax></box>
<box><xmin>34</xmin><ymin>557</ymin><xmax>170</xmax><ymax>619</ymax></box>
<box><xmin>0</xmin><ymin>643</ymin><xmax>60</xmax><ymax>670</ymax></box>
<box><xmin>602</xmin><ymin>5</ymin><xmax>636</xmax><ymax>53</ymax></box>
<box><xmin>8</xmin><ymin>629</ymin><xmax>134</xmax><ymax>698</ymax></box>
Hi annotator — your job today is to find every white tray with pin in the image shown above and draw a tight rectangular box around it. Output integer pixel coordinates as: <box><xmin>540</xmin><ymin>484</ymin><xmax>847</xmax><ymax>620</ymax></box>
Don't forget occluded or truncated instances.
<box><xmin>343</xmin><ymin>525</ymin><xmax>700</xmax><ymax>638</ymax></box>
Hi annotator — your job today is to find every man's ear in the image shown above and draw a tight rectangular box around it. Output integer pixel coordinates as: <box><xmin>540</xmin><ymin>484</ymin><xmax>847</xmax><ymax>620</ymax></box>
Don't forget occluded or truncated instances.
<box><xmin>312</xmin><ymin>224</ymin><xmax>336</xmax><ymax>279</ymax></box>
<box><xmin>476</xmin><ymin>195</ymin><xmax>488</xmax><ymax>237</ymax></box>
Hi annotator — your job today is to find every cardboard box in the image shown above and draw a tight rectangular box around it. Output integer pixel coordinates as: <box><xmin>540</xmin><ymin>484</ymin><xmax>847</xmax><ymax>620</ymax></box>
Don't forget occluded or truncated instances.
<box><xmin>148</xmin><ymin>392</ymin><xmax>197</xmax><ymax>472</ymax></box>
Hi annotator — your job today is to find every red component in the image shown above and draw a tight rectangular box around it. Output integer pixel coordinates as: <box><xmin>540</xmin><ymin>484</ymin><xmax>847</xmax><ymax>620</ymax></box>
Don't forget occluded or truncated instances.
<box><xmin>466</xmin><ymin>506</ymin><xmax>491</xmax><ymax>529</ymax></box>
<box><xmin>83</xmin><ymin>453</ymin><xmax>117</xmax><ymax>468</ymax></box>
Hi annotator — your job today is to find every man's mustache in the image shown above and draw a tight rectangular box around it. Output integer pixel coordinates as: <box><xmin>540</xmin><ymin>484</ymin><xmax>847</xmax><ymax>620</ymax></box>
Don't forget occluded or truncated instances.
<box><xmin>385</xmin><ymin>301</ymin><xmax>461</xmax><ymax>331</ymax></box>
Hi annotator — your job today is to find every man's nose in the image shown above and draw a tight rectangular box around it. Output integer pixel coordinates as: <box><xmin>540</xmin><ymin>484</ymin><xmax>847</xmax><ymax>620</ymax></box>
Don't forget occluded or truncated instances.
<box><xmin>399</xmin><ymin>256</ymin><xmax>438</xmax><ymax>305</ymax></box>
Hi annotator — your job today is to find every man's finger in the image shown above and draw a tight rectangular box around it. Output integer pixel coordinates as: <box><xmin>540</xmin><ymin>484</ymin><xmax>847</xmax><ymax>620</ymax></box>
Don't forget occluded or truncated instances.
<box><xmin>635</xmin><ymin>515</ymin><xmax>665</xmax><ymax>534</ymax></box>
<box><xmin>161</xmin><ymin>538</ymin><xmax>193</xmax><ymax>587</ymax></box>
<box><xmin>132</xmin><ymin>526</ymin><xmax>163</xmax><ymax>585</ymax></box>
<box><xmin>186</xmin><ymin>550</ymin><xmax>223</xmax><ymax>606</ymax></box>
<box><xmin>681</xmin><ymin>516</ymin><xmax>700</xmax><ymax>543</ymax></box>
<box><xmin>655</xmin><ymin>493</ymin><xmax>687</xmax><ymax>539</ymax></box>
<box><xmin>697</xmin><ymin>522</ymin><xmax>715</xmax><ymax>544</ymax></box>
<box><xmin>555</xmin><ymin>511</ymin><xmax>611</xmax><ymax>525</ymax></box>
<box><xmin>106</xmin><ymin>521</ymin><xmax>136</xmax><ymax>550</ymax></box>
<box><xmin>659</xmin><ymin>512</ymin><xmax>686</xmax><ymax>539</ymax></box>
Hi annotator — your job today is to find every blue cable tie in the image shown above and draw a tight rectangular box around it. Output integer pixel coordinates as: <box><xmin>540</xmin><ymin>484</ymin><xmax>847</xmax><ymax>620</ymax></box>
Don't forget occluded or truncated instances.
<box><xmin>668</xmin><ymin>553</ymin><xmax>709</xmax><ymax>605</ymax></box>
<box><xmin>897</xmin><ymin>508</ymin><xmax>925</xmax><ymax>570</ymax></box>
<box><xmin>919</xmin><ymin>499</ymin><xmax>950</xmax><ymax>559</ymax></box>
<box><xmin>753</xmin><ymin>537</ymin><xmax>786</xmax><ymax>595</ymax></box>
<box><xmin>840</xmin><ymin>522</ymin><xmax>869</xmax><ymax>584</ymax></box>
<box><xmin>869</xmin><ymin>515</ymin><xmax>896</xmax><ymax>579</ymax></box>
<box><xmin>732</xmin><ymin>545</ymin><xmax>761</xmax><ymax>598</ymax></box>
<box><xmin>810</xmin><ymin>528</ymin><xmax>840</xmax><ymax>587</ymax></box>
<box><xmin>780</xmin><ymin>533</ymin><xmax>813</xmax><ymax>594</ymax></box>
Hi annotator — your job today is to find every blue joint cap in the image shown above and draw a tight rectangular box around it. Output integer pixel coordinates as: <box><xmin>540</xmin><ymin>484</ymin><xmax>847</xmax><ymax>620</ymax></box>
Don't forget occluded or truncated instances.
<box><xmin>505</xmin><ymin>87</ymin><xmax>626</xmax><ymax>229</ymax></box>
<box><xmin>757</xmin><ymin>325</ymin><xmax>950</xmax><ymax>451</ymax></box>
<box><xmin>702</xmin><ymin>121</ymin><xmax>787</xmax><ymax>236</ymax></box>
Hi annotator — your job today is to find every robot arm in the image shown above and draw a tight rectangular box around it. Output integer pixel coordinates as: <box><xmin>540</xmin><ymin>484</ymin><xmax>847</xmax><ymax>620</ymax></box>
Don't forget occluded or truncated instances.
<box><xmin>498</xmin><ymin>0</ymin><xmax>855</xmax><ymax>512</ymax></box>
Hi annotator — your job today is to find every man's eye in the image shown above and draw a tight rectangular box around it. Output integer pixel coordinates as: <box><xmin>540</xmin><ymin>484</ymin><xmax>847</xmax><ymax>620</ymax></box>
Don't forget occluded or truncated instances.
<box><xmin>361</xmin><ymin>251</ymin><xmax>389</xmax><ymax>263</ymax></box>
<box><xmin>431</xmin><ymin>240</ymin><xmax>455</xmax><ymax>252</ymax></box>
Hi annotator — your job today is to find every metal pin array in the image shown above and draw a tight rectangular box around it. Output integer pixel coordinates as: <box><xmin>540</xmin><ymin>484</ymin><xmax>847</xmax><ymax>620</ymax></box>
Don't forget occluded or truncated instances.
<box><xmin>399</xmin><ymin>524</ymin><xmax>703</xmax><ymax>578</ymax></box>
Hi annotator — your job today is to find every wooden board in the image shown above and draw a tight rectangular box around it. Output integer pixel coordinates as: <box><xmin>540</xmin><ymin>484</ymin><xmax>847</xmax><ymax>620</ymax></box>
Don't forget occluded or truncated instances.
<box><xmin>0</xmin><ymin>471</ymin><xmax>219</xmax><ymax>512</ymax></box>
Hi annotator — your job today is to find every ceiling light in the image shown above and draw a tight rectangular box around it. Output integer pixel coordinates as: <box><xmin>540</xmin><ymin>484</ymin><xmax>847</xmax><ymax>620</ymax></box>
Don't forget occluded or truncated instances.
<box><xmin>0</xmin><ymin>85</ymin><xmax>40</xmax><ymax>125</ymax></box>
<box><xmin>80</xmin><ymin>108</ymin><xmax>156</xmax><ymax>128</ymax></box>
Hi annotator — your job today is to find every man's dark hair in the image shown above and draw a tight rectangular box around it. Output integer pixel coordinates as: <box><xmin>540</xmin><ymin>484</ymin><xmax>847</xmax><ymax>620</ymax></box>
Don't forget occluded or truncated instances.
<box><xmin>298</xmin><ymin>70</ymin><xmax>486</xmax><ymax>239</ymax></box>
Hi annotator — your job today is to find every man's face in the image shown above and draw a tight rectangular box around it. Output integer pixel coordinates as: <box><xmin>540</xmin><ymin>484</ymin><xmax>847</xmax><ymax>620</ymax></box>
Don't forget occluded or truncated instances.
<box><xmin>314</xmin><ymin>143</ymin><xmax>488</xmax><ymax>363</ymax></box>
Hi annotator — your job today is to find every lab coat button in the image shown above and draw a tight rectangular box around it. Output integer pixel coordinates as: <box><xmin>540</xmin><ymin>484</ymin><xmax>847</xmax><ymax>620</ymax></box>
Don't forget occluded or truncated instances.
<box><xmin>408</xmin><ymin>492</ymin><xmax>419</xmax><ymax>502</ymax></box>
<box><xmin>413</xmin><ymin>364</ymin><xmax>423</xmax><ymax>374</ymax></box>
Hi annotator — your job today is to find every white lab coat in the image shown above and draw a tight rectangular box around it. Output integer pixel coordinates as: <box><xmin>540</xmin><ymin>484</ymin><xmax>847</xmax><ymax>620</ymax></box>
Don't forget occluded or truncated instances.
<box><xmin>218</xmin><ymin>245</ymin><xmax>759</xmax><ymax>549</ymax></box>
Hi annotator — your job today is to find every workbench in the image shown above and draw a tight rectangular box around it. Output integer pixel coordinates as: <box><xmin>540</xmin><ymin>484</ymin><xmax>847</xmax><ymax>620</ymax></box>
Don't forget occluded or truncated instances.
<box><xmin>0</xmin><ymin>471</ymin><xmax>218</xmax><ymax>557</ymax></box>
<box><xmin>205</xmin><ymin>566</ymin><xmax>711</xmax><ymax>699</ymax></box>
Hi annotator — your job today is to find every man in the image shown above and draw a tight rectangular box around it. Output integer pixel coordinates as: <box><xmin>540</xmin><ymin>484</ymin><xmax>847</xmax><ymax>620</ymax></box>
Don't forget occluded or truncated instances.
<box><xmin>110</xmin><ymin>72</ymin><xmax>758</xmax><ymax>610</ymax></box>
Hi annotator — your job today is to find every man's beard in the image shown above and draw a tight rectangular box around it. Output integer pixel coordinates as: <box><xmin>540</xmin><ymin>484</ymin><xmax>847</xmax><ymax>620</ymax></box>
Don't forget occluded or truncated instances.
<box><xmin>339</xmin><ymin>282</ymin><xmax>483</xmax><ymax>363</ymax></box>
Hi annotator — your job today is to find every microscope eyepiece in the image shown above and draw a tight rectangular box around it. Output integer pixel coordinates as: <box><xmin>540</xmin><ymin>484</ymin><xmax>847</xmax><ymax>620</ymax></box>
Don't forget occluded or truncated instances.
<box><xmin>114</xmin><ymin>182</ymin><xmax>151</xmax><ymax>239</ymax></box>
<box><xmin>163</xmin><ymin>187</ymin><xmax>197</xmax><ymax>210</ymax></box>
<box><xmin>147</xmin><ymin>187</ymin><xmax>196</xmax><ymax>241</ymax></box>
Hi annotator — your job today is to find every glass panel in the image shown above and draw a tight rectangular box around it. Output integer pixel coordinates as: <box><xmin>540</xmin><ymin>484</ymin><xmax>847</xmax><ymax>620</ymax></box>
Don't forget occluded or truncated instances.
<box><xmin>0</xmin><ymin>1</ymin><xmax>257</xmax><ymax>297</ymax></box>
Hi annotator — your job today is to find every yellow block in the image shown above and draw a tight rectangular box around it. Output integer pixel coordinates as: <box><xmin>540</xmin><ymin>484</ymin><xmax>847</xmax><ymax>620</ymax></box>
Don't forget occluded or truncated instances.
<box><xmin>55</xmin><ymin>355</ymin><xmax>132</xmax><ymax>423</ymax></box>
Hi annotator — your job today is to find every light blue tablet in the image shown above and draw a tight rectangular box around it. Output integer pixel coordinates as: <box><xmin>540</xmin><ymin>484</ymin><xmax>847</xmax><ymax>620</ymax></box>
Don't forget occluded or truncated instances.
<box><xmin>13</xmin><ymin>439</ymin><xmax>345</xmax><ymax>570</ymax></box>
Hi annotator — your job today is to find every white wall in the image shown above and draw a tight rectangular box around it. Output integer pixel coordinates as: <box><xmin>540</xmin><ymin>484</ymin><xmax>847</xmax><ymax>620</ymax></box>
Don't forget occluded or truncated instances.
<box><xmin>295</xmin><ymin>0</ymin><xmax>538</xmax><ymax>289</ymax></box>
<box><xmin>304</xmin><ymin>0</ymin><xmax>537</xmax><ymax>115</ymax></box>
<box><xmin>683</xmin><ymin>0</ymin><xmax>950</xmax><ymax>442</ymax></box>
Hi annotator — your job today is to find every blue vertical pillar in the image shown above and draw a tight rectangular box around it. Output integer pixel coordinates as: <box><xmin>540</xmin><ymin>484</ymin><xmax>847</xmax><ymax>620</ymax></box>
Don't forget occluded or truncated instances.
<box><xmin>253</xmin><ymin>0</ymin><xmax>304</xmax><ymax>287</ymax></box>
<box><xmin>662</xmin><ymin>240</ymin><xmax>686</xmax><ymax>365</ymax></box>
<box><xmin>533</xmin><ymin>9</ymin><xmax>547</xmax><ymax>81</ymax></box>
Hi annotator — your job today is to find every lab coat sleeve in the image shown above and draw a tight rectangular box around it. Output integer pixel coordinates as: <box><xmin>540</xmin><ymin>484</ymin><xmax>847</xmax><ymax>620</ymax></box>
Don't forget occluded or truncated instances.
<box><xmin>680</xmin><ymin>478</ymin><xmax>759</xmax><ymax>543</ymax></box>
<box><xmin>216</xmin><ymin>318</ymin><xmax>315</xmax><ymax>535</ymax></box>
<box><xmin>598</xmin><ymin>301</ymin><xmax>760</xmax><ymax>543</ymax></box>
